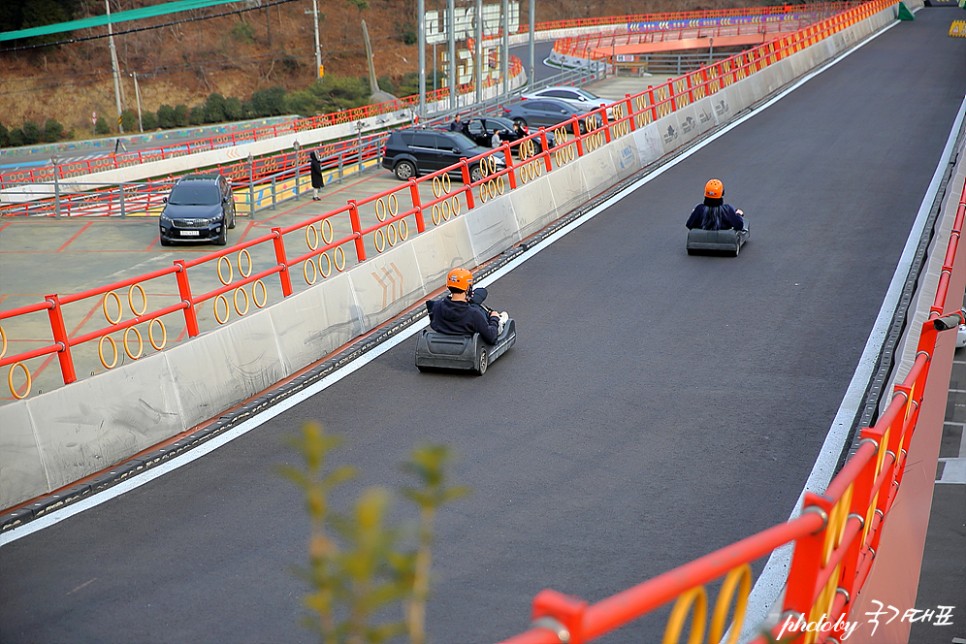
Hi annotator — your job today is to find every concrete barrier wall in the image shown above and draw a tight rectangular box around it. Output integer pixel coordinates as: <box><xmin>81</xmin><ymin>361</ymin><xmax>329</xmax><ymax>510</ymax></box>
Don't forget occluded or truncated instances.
<box><xmin>0</xmin><ymin>4</ymin><xmax>900</xmax><ymax>510</ymax></box>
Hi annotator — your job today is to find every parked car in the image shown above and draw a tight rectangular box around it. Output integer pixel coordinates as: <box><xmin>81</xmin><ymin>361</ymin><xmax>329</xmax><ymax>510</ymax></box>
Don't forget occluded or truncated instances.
<box><xmin>381</xmin><ymin>128</ymin><xmax>505</xmax><ymax>182</ymax></box>
<box><xmin>158</xmin><ymin>173</ymin><xmax>236</xmax><ymax>246</ymax></box>
<box><xmin>521</xmin><ymin>86</ymin><xmax>614</xmax><ymax>119</ymax></box>
<box><xmin>502</xmin><ymin>98</ymin><xmax>602</xmax><ymax>135</ymax></box>
<box><xmin>462</xmin><ymin>116</ymin><xmax>555</xmax><ymax>155</ymax></box>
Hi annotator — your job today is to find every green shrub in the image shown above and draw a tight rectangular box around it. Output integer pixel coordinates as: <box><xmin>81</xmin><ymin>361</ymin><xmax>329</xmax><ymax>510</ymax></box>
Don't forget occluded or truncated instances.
<box><xmin>283</xmin><ymin>423</ymin><xmax>468</xmax><ymax>644</ymax></box>
<box><xmin>94</xmin><ymin>117</ymin><xmax>111</xmax><ymax>135</ymax></box>
<box><xmin>157</xmin><ymin>104</ymin><xmax>176</xmax><ymax>128</ymax></box>
<box><xmin>224</xmin><ymin>97</ymin><xmax>245</xmax><ymax>121</ymax></box>
<box><xmin>231</xmin><ymin>19</ymin><xmax>255</xmax><ymax>44</ymax></box>
<box><xmin>21</xmin><ymin>120</ymin><xmax>41</xmax><ymax>144</ymax></box>
<box><xmin>203</xmin><ymin>93</ymin><xmax>227</xmax><ymax>123</ymax></box>
<box><xmin>8</xmin><ymin>128</ymin><xmax>24</xmax><ymax>147</ymax></box>
<box><xmin>0</xmin><ymin>122</ymin><xmax>9</xmax><ymax>147</ymax></box>
<box><xmin>189</xmin><ymin>105</ymin><xmax>205</xmax><ymax>126</ymax></box>
<box><xmin>250</xmin><ymin>86</ymin><xmax>287</xmax><ymax>117</ymax></box>
<box><xmin>174</xmin><ymin>104</ymin><xmax>190</xmax><ymax>127</ymax></box>
<box><xmin>120</xmin><ymin>110</ymin><xmax>138</xmax><ymax>133</ymax></box>
<box><xmin>42</xmin><ymin>118</ymin><xmax>65</xmax><ymax>142</ymax></box>
<box><xmin>141</xmin><ymin>111</ymin><xmax>158</xmax><ymax>131</ymax></box>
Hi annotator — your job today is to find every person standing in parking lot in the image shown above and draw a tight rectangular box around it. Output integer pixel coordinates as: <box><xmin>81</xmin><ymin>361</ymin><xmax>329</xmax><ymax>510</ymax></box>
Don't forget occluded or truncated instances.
<box><xmin>309</xmin><ymin>149</ymin><xmax>325</xmax><ymax>201</ymax></box>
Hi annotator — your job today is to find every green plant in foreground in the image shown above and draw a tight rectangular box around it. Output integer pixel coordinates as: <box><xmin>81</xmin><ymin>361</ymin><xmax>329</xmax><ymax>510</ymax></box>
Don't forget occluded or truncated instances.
<box><xmin>283</xmin><ymin>422</ymin><xmax>468</xmax><ymax>644</ymax></box>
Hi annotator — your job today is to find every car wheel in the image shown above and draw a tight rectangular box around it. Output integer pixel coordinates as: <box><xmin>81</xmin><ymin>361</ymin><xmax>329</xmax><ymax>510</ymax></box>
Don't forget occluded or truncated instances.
<box><xmin>734</xmin><ymin>241</ymin><xmax>741</xmax><ymax>257</ymax></box>
<box><xmin>216</xmin><ymin>226</ymin><xmax>228</xmax><ymax>246</ymax></box>
<box><xmin>686</xmin><ymin>248</ymin><xmax>696</xmax><ymax>256</ymax></box>
<box><xmin>394</xmin><ymin>160</ymin><xmax>416</xmax><ymax>181</ymax></box>
<box><xmin>228</xmin><ymin>211</ymin><xmax>236</xmax><ymax>230</ymax></box>
<box><xmin>476</xmin><ymin>347</ymin><xmax>488</xmax><ymax>376</ymax></box>
<box><xmin>469</xmin><ymin>165</ymin><xmax>483</xmax><ymax>183</ymax></box>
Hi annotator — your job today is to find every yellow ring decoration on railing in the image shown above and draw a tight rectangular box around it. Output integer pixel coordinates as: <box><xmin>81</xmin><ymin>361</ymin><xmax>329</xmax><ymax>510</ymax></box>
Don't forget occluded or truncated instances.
<box><xmin>0</xmin><ymin>323</ymin><xmax>7</xmax><ymax>358</ymax></box>
<box><xmin>128</xmin><ymin>283</ymin><xmax>148</xmax><ymax>316</ymax></box>
<box><xmin>252</xmin><ymin>280</ymin><xmax>268</xmax><ymax>308</ymax></box>
<box><xmin>822</xmin><ymin>485</ymin><xmax>852</xmax><ymax>566</ymax></box>
<box><xmin>662</xmin><ymin>586</ymin><xmax>708</xmax><ymax>644</ymax></box>
<box><xmin>709</xmin><ymin>564</ymin><xmax>752</xmax><ymax>644</ymax></box>
<box><xmin>99</xmin><ymin>335</ymin><xmax>119</xmax><ymax>369</ymax></box>
<box><xmin>387</xmin><ymin>223</ymin><xmax>398</xmax><ymax>247</ymax></box>
<box><xmin>376</xmin><ymin>194</ymin><xmax>400</xmax><ymax>223</ymax></box>
<box><xmin>305</xmin><ymin>223</ymin><xmax>320</xmax><ymax>251</ymax></box>
<box><xmin>319</xmin><ymin>252</ymin><xmax>332</xmax><ymax>278</ymax></box>
<box><xmin>148</xmin><ymin>318</ymin><xmax>167</xmax><ymax>351</ymax></box>
<box><xmin>237</xmin><ymin>248</ymin><xmax>253</xmax><ymax>278</ymax></box>
<box><xmin>233</xmin><ymin>287</ymin><xmax>250</xmax><ymax>316</ymax></box>
<box><xmin>214</xmin><ymin>294</ymin><xmax>231</xmax><ymax>325</ymax></box>
<box><xmin>497</xmin><ymin>175</ymin><xmax>506</xmax><ymax>194</ymax></box>
<box><xmin>320</xmin><ymin>218</ymin><xmax>334</xmax><ymax>244</ymax></box>
<box><xmin>231</xmin><ymin>287</ymin><xmax>251</xmax><ymax>315</ymax></box>
<box><xmin>334</xmin><ymin>246</ymin><xmax>346</xmax><ymax>272</ymax></box>
<box><xmin>374</xmin><ymin>228</ymin><xmax>386</xmax><ymax>253</ymax></box>
<box><xmin>451</xmin><ymin>195</ymin><xmax>461</xmax><ymax>217</ymax></box>
<box><xmin>479</xmin><ymin>183</ymin><xmax>490</xmax><ymax>203</ymax></box>
<box><xmin>520</xmin><ymin>139</ymin><xmax>535</xmax><ymax>159</ymax></box>
<box><xmin>217</xmin><ymin>255</ymin><xmax>234</xmax><ymax>286</ymax></box>
<box><xmin>432</xmin><ymin>203</ymin><xmax>442</xmax><ymax>226</ymax></box>
<box><xmin>399</xmin><ymin>219</ymin><xmax>409</xmax><ymax>241</ymax></box>
<box><xmin>123</xmin><ymin>325</ymin><xmax>144</xmax><ymax>360</ymax></box>
<box><xmin>568</xmin><ymin>145</ymin><xmax>576</xmax><ymax>161</ymax></box>
<box><xmin>442</xmin><ymin>198</ymin><xmax>453</xmax><ymax>221</ymax></box>
<box><xmin>103</xmin><ymin>291</ymin><xmax>123</xmax><ymax>325</ymax></box>
<box><xmin>8</xmin><ymin>362</ymin><xmax>31</xmax><ymax>400</ymax></box>
<box><xmin>303</xmin><ymin>258</ymin><xmax>318</xmax><ymax>285</ymax></box>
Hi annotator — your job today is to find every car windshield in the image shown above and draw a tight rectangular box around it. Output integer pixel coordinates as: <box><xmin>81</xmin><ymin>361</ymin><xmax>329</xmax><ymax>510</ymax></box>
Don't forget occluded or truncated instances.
<box><xmin>169</xmin><ymin>182</ymin><xmax>220</xmax><ymax>206</ymax></box>
<box><xmin>575</xmin><ymin>89</ymin><xmax>602</xmax><ymax>100</ymax></box>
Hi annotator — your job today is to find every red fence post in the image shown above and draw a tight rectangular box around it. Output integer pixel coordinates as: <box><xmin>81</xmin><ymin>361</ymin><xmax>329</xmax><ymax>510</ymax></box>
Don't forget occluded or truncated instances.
<box><xmin>45</xmin><ymin>294</ymin><xmax>77</xmax><ymax>384</ymax></box>
<box><xmin>271</xmin><ymin>227</ymin><xmax>294</xmax><ymax>297</ymax></box>
<box><xmin>408</xmin><ymin>179</ymin><xmax>426</xmax><ymax>233</ymax></box>
<box><xmin>347</xmin><ymin>200</ymin><xmax>367</xmax><ymax>263</ymax></box>
<box><xmin>174</xmin><ymin>260</ymin><xmax>200</xmax><ymax>337</ymax></box>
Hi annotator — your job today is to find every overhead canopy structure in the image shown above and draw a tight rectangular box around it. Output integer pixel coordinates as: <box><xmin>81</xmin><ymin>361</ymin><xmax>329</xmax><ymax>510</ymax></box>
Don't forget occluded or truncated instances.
<box><xmin>0</xmin><ymin>0</ymin><xmax>260</xmax><ymax>42</ymax></box>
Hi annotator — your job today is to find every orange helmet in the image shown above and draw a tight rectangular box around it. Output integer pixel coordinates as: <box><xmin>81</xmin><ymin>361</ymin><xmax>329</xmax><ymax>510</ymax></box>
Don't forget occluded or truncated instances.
<box><xmin>446</xmin><ymin>267</ymin><xmax>473</xmax><ymax>292</ymax></box>
<box><xmin>704</xmin><ymin>179</ymin><xmax>724</xmax><ymax>199</ymax></box>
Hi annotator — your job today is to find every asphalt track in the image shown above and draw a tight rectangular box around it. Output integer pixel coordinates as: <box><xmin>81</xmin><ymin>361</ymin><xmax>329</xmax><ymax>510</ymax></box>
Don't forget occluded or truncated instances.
<box><xmin>1</xmin><ymin>9</ymin><xmax>965</xmax><ymax>644</ymax></box>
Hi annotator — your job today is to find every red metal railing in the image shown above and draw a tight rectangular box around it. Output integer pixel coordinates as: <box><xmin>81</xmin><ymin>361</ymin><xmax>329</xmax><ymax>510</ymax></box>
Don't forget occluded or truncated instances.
<box><xmin>0</xmin><ymin>0</ymin><xmax>894</xmax><ymax>401</ymax></box>
<box><xmin>5</xmin><ymin>2</ymin><xmax>953</xmax><ymax>640</ymax></box>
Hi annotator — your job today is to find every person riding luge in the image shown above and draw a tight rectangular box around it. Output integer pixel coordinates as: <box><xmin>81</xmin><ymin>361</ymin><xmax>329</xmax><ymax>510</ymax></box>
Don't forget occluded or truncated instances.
<box><xmin>426</xmin><ymin>268</ymin><xmax>508</xmax><ymax>343</ymax></box>
<box><xmin>685</xmin><ymin>179</ymin><xmax>746</xmax><ymax>232</ymax></box>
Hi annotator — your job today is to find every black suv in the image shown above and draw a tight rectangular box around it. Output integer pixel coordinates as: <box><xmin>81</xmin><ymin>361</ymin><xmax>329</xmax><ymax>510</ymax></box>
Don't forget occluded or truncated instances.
<box><xmin>381</xmin><ymin>128</ymin><xmax>505</xmax><ymax>182</ymax></box>
<box><xmin>159</xmin><ymin>173</ymin><xmax>236</xmax><ymax>246</ymax></box>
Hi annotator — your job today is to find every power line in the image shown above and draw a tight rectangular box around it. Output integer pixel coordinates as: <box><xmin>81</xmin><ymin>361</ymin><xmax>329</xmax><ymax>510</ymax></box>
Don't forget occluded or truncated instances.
<box><xmin>1</xmin><ymin>0</ymin><xmax>298</xmax><ymax>52</ymax></box>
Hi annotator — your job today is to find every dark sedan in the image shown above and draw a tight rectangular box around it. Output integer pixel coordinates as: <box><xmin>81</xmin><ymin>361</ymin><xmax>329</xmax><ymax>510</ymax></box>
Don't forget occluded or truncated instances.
<box><xmin>502</xmin><ymin>98</ymin><xmax>602</xmax><ymax>135</ymax></box>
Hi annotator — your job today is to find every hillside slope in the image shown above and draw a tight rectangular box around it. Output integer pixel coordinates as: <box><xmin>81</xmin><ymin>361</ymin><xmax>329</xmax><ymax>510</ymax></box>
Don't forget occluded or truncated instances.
<box><xmin>0</xmin><ymin>0</ymin><xmax>773</xmax><ymax>136</ymax></box>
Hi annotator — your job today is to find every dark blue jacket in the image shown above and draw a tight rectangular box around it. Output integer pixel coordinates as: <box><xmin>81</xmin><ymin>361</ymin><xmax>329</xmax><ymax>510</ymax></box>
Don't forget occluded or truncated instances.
<box><xmin>686</xmin><ymin>203</ymin><xmax>745</xmax><ymax>231</ymax></box>
<box><xmin>427</xmin><ymin>296</ymin><xmax>499</xmax><ymax>344</ymax></box>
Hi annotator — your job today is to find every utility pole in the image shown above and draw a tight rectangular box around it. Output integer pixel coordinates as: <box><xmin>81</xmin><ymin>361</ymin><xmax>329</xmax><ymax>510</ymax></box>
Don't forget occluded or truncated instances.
<box><xmin>475</xmin><ymin>0</ymin><xmax>482</xmax><ymax>103</ymax></box>
<box><xmin>418</xmin><ymin>0</ymin><xmax>426</xmax><ymax>119</ymax></box>
<box><xmin>106</xmin><ymin>0</ymin><xmax>124</xmax><ymax>134</ymax></box>
<box><xmin>306</xmin><ymin>0</ymin><xmax>323</xmax><ymax>79</ymax></box>
<box><xmin>131</xmin><ymin>71</ymin><xmax>143</xmax><ymax>132</ymax></box>
<box><xmin>528</xmin><ymin>0</ymin><xmax>535</xmax><ymax>90</ymax></box>
<box><xmin>447</xmin><ymin>0</ymin><xmax>456</xmax><ymax>112</ymax></box>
